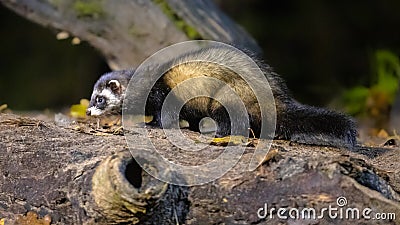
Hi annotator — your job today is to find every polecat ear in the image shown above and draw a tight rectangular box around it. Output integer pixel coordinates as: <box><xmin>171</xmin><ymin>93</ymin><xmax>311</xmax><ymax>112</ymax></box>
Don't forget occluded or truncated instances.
<box><xmin>107</xmin><ymin>80</ymin><xmax>121</xmax><ymax>93</ymax></box>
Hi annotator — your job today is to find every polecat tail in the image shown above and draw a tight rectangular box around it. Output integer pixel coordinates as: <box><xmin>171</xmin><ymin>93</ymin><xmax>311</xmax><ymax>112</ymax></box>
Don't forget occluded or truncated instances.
<box><xmin>276</xmin><ymin>101</ymin><xmax>357</xmax><ymax>148</ymax></box>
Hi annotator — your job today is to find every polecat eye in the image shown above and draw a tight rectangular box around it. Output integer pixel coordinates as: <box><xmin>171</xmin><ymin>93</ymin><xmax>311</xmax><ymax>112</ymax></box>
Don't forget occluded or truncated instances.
<box><xmin>96</xmin><ymin>96</ymin><xmax>105</xmax><ymax>104</ymax></box>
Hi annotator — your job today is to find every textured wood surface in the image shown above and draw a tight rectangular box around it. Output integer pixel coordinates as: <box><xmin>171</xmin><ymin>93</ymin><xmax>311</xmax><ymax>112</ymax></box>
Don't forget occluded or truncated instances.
<box><xmin>0</xmin><ymin>113</ymin><xmax>399</xmax><ymax>224</ymax></box>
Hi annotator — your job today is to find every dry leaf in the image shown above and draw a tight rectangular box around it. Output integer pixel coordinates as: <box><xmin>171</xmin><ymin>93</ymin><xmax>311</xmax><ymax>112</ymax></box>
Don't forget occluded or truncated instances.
<box><xmin>377</xmin><ymin>129</ymin><xmax>389</xmax><ymax>138</ymax></box>
<box><xmin>56</xmin><ymin>31</ymin><xmax>69</xmax><ymax>40</ymax></box>
<box><xmin>210</xmin><ymin>136</ymin><xmax>247</xmax><ymax>146</ymax></box>
<box><xmin>0</xmin><ymin>104</ymin><xmax>7</xmax><ymax>112</ymax></box>
<box><xmin>72</xmin><ymin>37</ymin><xmax>81</xmax><ymax>45</ymax></box>
<box><xmin>70</xmin><ymin>99</ymin><xmax>89</xmax><ymax>118</ymax></box>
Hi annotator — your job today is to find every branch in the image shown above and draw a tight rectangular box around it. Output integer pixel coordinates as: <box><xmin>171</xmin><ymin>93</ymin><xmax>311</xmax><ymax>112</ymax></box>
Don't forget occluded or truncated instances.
<box><xmin>0</xmin><ymin>0</ymin><xmax>261</xmax><ymax>70</ymax></box>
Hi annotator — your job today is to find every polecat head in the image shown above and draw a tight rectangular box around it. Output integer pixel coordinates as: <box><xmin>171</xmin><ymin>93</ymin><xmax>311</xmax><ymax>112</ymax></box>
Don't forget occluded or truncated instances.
<box><xmin>86</xmin><ymin>70</ymin><xmax>134</xmax><ymax>116</ymax></box>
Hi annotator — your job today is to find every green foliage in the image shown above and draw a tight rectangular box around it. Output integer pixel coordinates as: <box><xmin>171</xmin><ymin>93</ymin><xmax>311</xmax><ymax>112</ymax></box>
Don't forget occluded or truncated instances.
<box><xmin>74</xmin><ymin>0</ymin><xmax>105</xmax><ymax>19</ymax></box>
<box><xmin>342</xmin><ymin>86</ymin><xmax>370</xmax><ymax>115</ymax></box>
<box><xmin>152</xmin><ymin>0</ymin><xmax>202</xmax><ymax>39</ymax></box>
<box><xmin>374</xmin><ymin>50</ymin><xmax>400</xmax><ymax>98</ymax></box>
<box><xmin>342</xmin><ymin>50</ymin><xmax>400</xmax><ymax>116</ymax></box>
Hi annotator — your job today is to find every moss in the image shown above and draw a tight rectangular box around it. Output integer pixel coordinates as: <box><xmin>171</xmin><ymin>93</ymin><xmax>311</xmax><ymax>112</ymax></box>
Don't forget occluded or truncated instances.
<box><xmin>73</xmin><ymin>0</ymin><xmax>105</xmax><ymax>19</ymax></box>
<box><xmin>48</xmin><ymin>0</ymin><xmax>62</xmax><ymax>8</ymax></box>
<box><xmin>128</xmin><ymin>25</ymin><xmax>147</xmax><ymax>38</ymax></box>
<box><xmin>152</xmin><ymin>0</ymin><xmax>202</xmax><ymax>39</ymax></box>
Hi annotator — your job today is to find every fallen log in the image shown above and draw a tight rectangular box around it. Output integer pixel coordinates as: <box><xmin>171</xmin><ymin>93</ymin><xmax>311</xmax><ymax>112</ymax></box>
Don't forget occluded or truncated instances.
<box><xmin>0</xmin><ymin>113</ymin><xmax>399</xmax><ymax>224</ymax></box>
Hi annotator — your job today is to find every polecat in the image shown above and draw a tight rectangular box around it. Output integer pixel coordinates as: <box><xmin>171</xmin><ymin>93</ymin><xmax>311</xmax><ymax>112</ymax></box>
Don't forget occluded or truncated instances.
<box><xmin>87</xmin><ymin>47</ymin><xmax>357</xmax><ymax>148</ymax></box>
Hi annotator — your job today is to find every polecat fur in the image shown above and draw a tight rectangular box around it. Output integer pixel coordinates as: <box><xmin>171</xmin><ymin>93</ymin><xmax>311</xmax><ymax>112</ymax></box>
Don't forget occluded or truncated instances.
<box><xmin>87</xmin><ymin>47</ymin><xmax>357</xmax><ymax>148</ymax></box>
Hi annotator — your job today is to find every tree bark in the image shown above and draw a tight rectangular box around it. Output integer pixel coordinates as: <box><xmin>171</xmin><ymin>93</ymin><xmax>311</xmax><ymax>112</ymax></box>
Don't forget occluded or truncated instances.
<box><xmin>0</xmin><ymin>113</ymin><xmax>399</xmax><ymax>224</ymax></box>
<box><xmin>0</xmin><ymin>0</ymin><xmax>260</xmax><ymax>70</ymax></box>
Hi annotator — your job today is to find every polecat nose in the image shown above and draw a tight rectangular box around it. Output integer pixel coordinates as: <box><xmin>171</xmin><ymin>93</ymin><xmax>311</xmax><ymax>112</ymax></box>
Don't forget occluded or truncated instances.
<box><xmin>86</xmin><ymin>109</ymin><xmax>91</xmax><ymax>116</ymax></box>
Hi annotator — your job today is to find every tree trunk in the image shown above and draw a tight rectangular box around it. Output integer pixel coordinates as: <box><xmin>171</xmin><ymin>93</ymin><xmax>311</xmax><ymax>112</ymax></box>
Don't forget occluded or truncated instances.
<box><xmin>0</xmin><ymin>0</ymin><xmax>260</xmax><ymax>70</ymax></box>
<box><xmin>0</xmin><ymin>113</ymin><xmax>399</xmax><ymax>224</ymax></box>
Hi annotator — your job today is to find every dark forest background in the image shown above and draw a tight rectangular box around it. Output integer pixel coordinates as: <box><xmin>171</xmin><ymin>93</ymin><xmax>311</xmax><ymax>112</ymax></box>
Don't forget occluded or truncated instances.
<box><xmin>0</xmin><ymin>0</ymin><xmax>399</xmax><ymax>111</ymax></box>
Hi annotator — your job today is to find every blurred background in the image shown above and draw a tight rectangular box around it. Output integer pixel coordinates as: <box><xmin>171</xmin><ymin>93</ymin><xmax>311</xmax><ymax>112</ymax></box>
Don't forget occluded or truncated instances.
<box><xmin>0</xmin><ymin>0</ymin><xmax>399</xmax><ymax>136</ymax></box>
